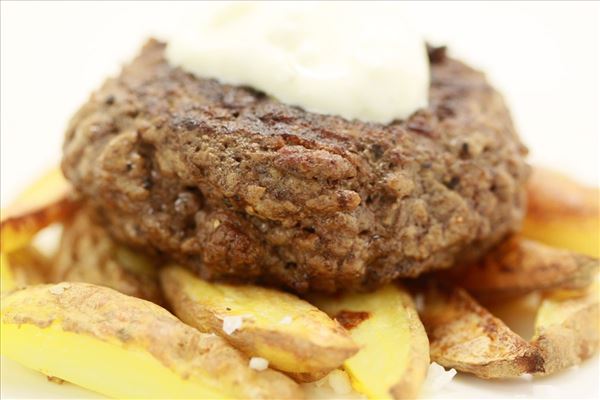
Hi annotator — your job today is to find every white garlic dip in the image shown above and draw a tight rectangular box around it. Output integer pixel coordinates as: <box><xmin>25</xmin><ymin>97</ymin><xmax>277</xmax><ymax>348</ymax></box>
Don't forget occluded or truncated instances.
<box><xmin>165</xmin><ymin>2</ymin><xmax>429</xmax><ymax>124</ymax></box>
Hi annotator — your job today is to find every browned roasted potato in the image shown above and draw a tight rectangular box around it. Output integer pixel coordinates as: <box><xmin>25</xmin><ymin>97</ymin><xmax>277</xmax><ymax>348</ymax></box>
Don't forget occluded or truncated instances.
<box><xmin>523</xmin><ymin>167</ymin><xmax>599</xmax><ymax>257</ymax></box>
<box><xmin>52</xmin><ymin>209</ymin><xmax>163</xmax><ymax>304</ymax></box>
<box><xmin>1</xmin><ymin>167</ymin><xmax>78</xmax><ymax>253</ymax></box>
<box><xmin>1</xmin><ymin>283</ymin><xmax>302</xmax><ymax>399</ymax></box>
<box><xmin>531</xmin><ymin>276</ymin><xmax>599</xmax><ymax>375</ymax></box>
<box><xmin>419</xmin><ymin>286</ymin><xmax>544</xmax><ymax>379</ymax></box>
<box><xmin>160</xmin><ymin>266</ymin><xmax>358</xmax><ymax>380</ymax></box>
<box><xmin>453</xmin><ymin>236</ymin><xmax>598</xmax><ymax>299</ymax></box>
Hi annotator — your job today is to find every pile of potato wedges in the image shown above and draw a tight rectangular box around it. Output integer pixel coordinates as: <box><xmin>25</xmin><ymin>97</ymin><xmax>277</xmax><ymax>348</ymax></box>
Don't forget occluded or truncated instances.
<box><xmin>1</xmin><ymin>166</ymin><xmax>598</xmax><ymax>399</ymax></box>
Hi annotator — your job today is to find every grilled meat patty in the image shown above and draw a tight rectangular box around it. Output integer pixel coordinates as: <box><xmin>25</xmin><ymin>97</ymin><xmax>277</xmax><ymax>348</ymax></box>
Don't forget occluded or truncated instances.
<box><xmin>62</xmin><ymin>40</ymin><xmax>529</xmax><ymax>292</ymax></box>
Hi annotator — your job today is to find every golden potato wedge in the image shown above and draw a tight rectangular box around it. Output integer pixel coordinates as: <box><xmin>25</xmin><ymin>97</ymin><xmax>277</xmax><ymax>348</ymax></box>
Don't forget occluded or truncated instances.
<box><xmin>311</xmin><ymin>284</ymin><xmax>430</xmax><ymax>399</ymax></box>
<box><xmin>454</xmin><ymin>236</ymin><xmax>598</xmax><ymax>299</ymax></box>
<box><xmin>523</xmin><ymin>167</ymin><xmax>599</xmax><ymax>257</ymax></box>
<box><xmin>53</xmin><ymin>209</ymin><xmax>162</xmax><ymax>304</ymax></box>
<box><xmin>0</xmin><ymin>253</ymin><xmax>14</xmax><ymax>292</ymax></box>
<box><xmin>3</xmin><ymin>246</ymin><xmax>51</xmax><ymax>290</ymax></box>
<box><xmin>1</xmin><ymin>167</ymin><xmax>78</xmax><ymax>253</ymax></box>
<box><xmin>160</xmin><ymin>266</ymin><xmax>358</xmax><ymax>378</ymax></box>
<box><xmin>1</xmin><ymin>283</ymin><xmax>302</xmax><ymax>399</ymax></box>
<box><xmin>531</xmin><ymin>277</ymin><xmax>599</xmax><ymax>375</ymax></box>
<box><xmin>419</xmin><ymin>286</ymin><xmax>544</xmax><ymax>379</ymax></box>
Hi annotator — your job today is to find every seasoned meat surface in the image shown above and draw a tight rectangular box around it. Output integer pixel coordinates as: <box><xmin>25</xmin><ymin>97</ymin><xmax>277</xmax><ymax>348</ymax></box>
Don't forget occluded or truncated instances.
<box><xmin>62</xmin><ymin>40</ymin><xmax>529</xmax><ymax>292</ymax></box>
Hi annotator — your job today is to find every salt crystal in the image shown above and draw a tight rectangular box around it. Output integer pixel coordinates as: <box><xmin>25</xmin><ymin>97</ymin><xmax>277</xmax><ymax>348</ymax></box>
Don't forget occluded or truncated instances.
<box><xmin>49</xmin><ymin>283</ymin><xmax>71</xmax><ymax>295</ymax></box>
<box><xmin>279</xmin><ymin>316</ymin><xmax>293</xmax><ymax>325</ymax></box>
<box><xmin>422</xmin><ymin>362</ymin><xmax>456</xmax><ymax>395</ymax></box>
<box><xmin>222</xmin><ymin>316</ymin><xmax>243</xmax><ymax>335</ymax></box>
<box><xmin>249</xmin><ymin>357</ymin><xmax>269</xmax><ymax>371</ymax></box>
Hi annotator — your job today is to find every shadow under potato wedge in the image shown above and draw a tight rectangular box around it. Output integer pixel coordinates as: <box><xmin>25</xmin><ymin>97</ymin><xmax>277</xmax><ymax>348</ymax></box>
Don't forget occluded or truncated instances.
<box><xmin>0</xmin><ymin>283</ymin><xmax>302</xmax><ymax>399</ymax></box>
<box><xmin>453</xmin><ymin>235</ymin><xmax>598</xmax><ymax>299</ymax></box>
<box><xmin>310</xmin><ymin>284</ymin><xmax>430</xmax><ymax>400</ymax></box>
<box><xmin>531</xmin><ymin>277</ymin><xmax>600</xmax><ymax>375</ymax></box>
<box><xmin>522</xmin><ymin>167</ymin><xmax>599</xmax><ymax>257</ymax></box>
<box><xmin>1</xmin><ymin>167</ymin><xmax>78</xmax><ymax>253</ymax></box>
<box><xmin>160</xmin><ymin>266</ymin><xmax>359</xmax><ymax>379</ymax></box>
<box><xmin>419</xmin><ymin>286</ymin><xmax>544</xmax><ymax>379</ymax></box>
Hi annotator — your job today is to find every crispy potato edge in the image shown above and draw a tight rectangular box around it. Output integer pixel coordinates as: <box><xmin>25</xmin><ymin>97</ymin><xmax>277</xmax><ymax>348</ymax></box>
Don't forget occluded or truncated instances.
<box><xmin>160</xmin><ymin>266</ymin><xmax>359</xmax><ymax>378</ymax></box>
<box><xmin>1</xmin><ymin>283</ymin><xmax>302</xmax><ymax>399</ymax></box>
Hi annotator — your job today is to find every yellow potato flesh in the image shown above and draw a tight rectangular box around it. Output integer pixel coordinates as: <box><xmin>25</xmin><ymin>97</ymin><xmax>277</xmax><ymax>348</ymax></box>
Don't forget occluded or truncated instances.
<box><xmin>161</xmin><ymin>266</ymin><xmax>358</xmax><ymax>375</ymax></box>
<box><xmin>1</xmin><ymin>167</ymin><xmax>76</xmax><ymax>253</ymax></box>
<box><xmin>9</xmin><ymin>168</ymin><xmax>69</xmax><ymax>209</ymax></box>
<box><xmin>4</xmin><ymin>246</ymin><xmax>51</xmax><ymax>289</ymax></box>
<box><xmin>1</xmin><ymin>225</ymin><xmax>34</xmax><ymax>255</ymax></box>
<box><xmin>342</xmin><ymin>291</ymin><xmax>409</xmax><ymax>398</ymax></box>
<box><xmin>311</xmin><ymin>285</ymin><xmax>429</xmax><ymax>399</ymax></box>
<box><xmin>1</xmin><ymin>323</ymin><xmax>222</xmax><ymax>399</ymax></box>
<box><xmin>1</xmin><ymin>283</ymin><xmax>302</xmax><ymax>399</ymax></box>
<box><xmin>1</xmin><ymin>253</ymin><xmax>15</xmax><ymax>292</ymax></box>
<box><xmin>536</xmin><ymin>277</ymin><xmax>598</xmax><ymax>326</ymax></box>
<box><xmin>522</xmin><ymin>219</ymin><xmax>599</xmax><ymax>258</ymax></box>
<box><xmin>531</xmin><ymin>277</ymin><xmax>599</xmax><ymax>375</ymax></box>
<box><xmin>165</xmin><ymin>266</ymin><xmax>325</xmax><ymax>325</ymax></box>
<box><xmin>523</xmin><ymin>167</ymin><xmax>599</xmax><ymax>257</ymax></box>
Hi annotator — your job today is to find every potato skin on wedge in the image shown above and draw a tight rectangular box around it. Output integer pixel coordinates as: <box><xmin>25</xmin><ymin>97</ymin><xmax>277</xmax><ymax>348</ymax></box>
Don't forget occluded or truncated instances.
<box><xmin>454</xmin><ymin>236</ymin><xmax>598</xmax><ymax>299</ymax></box>
<box><xmin>160</xmin><ymin>266</ymin><xmax>358</xmax><ymax>378</ymax></box>
<box><xmin>53</xmin><ymin>209</ymin><xmax>163</xmax><ymax>304</ymax></box>
<box><xmin>419</xmin><ymin>286</ymin><xmax>544</xmax><ymax>379</ymax></box>
<box><xmin>1</xmin><ymin>167</ymin><xmax>78</xmax><ymax>253</ymax></box>
<box><xmin>531</xmin><ymin>278</ymin><xmax>599</xmax><ymax>375</ymax></box>
<box><xmin>311</xmin><ymin>284</ymin><xmax>429</xmax><ymax>400</ymax></box>
<box><xmin>523</xmin><ymin>167</ymin><xmax>599</xmax><ymax>257</ymax></box>
<box><xmin>0</xmin><ymin>283</ymin><xmax>302</xmax><ymax>399</ymax></box>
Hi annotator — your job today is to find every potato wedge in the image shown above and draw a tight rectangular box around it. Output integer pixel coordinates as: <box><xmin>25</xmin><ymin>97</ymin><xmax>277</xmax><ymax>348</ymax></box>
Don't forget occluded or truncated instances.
<box><xmin>531</xmin><ymin>277</ymin><xmax>599</xmax><ymax>375</ymax></box>
<box><xmin>3</xmin><ymin>246</ymin><xmax>51</xmax><ymax>289</ymax></box>
<box><xmin>0</xmin><ymin>253</ymin><xmax>14</xmax><ymax>292</ymax></box>
<box><xmin>160</xmin><ymin>266</ymin><xmax>358</xmax><ymax>378</ymax></box>
<box><xmin>301</xmin><ymin>369</ymin><xmax>365</xmax><ymax>399</ymax></box>
<box><xmin>454</xmin><ymin>236</ymin><xmax>598</xmax><ymax>298</ymax></box>
<box><xmin>523</xmin><ymin>167</ymin><xmax>599</xmax><ymax>257</ymax></box>
<box><xmin>310</xmin><ymin>284</ymin><xmax>430</xmax><ymax>399</ymax></box>
<box><xmin>419</xmin><ymin>286</ymin><xmax>544</xmax><ymax>378</ymax></box>
<box><xmin>1</xmin><ymin>167</ymin><xmax>78</xmax><ymax>253</ymax></box>
<box><xmin>1</xmin><ymin>283</ymin><xmax>302</xmax><ymax>399</ymax></box>
<box><xmin>53</xmin><ymin>209</ymin><xmax>163</xmax><ymax>304</ymax></box>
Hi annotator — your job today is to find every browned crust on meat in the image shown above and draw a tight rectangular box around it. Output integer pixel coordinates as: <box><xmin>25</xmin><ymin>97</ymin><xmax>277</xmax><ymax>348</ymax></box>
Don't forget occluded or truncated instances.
<box><xmin>62</xmin><ymin>39</ymin><xmax>529</xmax><ymax>292</ymax></box>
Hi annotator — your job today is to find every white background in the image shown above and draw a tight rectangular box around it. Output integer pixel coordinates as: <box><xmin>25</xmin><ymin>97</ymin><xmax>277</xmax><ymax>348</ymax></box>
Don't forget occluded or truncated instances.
<box><xmin>1</xmin><ymin>1</ymin><xmax>599</xmax><ymax>399</ymax></box>
<box><xmin>1</xmin><ymin>1</ymin><xmax>599</xmax><ymax>204</ymax></box>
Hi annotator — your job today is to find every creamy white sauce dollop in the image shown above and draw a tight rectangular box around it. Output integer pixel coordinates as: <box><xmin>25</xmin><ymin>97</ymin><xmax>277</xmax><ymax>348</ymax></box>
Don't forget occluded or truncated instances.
<box><xmin>166</xmin><ymin>2</ymin><xmax>429</xmax><ymax>124</ymax></box>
